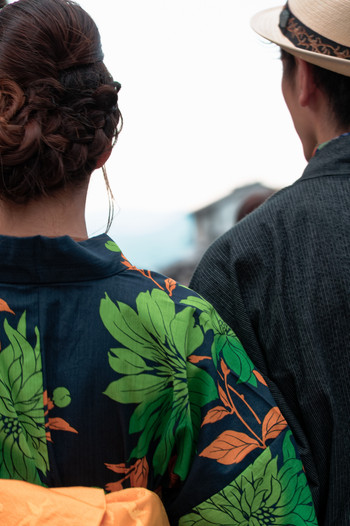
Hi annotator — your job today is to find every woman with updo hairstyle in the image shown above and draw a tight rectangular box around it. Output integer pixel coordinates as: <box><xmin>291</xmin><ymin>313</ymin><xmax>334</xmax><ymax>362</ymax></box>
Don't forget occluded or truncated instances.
<box><xmin>0</xmin><ymin>1</ymin><xmax>317</xmax><ymax>525</ymax></box>
<box><xmin>0</xmin><ymin>0</ymin><xmax>120</xmax><ymax>227</ymax></box>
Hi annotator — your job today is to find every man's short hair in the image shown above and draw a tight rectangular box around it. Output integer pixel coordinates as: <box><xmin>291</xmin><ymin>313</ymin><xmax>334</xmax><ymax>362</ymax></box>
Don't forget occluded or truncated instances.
<box><xmin>281</xmin><ymin>49</ymin><xmax>350</xmax><ymax>129</ymax></box>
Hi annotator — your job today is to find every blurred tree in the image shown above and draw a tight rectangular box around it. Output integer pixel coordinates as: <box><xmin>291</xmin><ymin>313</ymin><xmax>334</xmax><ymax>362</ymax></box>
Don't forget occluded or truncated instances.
<box><xmin>0</xmin><ymin>1</ymin><xmax>6</xmax><ymax>7</ymax></box>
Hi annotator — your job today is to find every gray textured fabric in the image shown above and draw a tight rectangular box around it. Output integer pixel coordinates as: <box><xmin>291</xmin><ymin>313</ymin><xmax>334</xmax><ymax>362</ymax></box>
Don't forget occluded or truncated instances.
<box><xmin>190</xmin><ymin>134</ymin><xmax>350</xmax><ymax>526</ymax></box>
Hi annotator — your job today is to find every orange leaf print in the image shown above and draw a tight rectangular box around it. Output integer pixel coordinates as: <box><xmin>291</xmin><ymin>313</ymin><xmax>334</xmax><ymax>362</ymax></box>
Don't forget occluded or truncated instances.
<box><xmin>43</xmin><ymin>390</ymin><xmax>54</xmax><ymax>412</ymax></box>
<box><xmin>188</xmin><ymin>355</ymin><xmax>212</xmax><ymax>364</ymax></box>
<box><xmin>130</xmin><ymin>457</ymin><xmax>149</xmax><ymax>488</ymax></box>
<box><xmin>105</xmin><ymin>463</ymin><xmax>130</xmax><ymax>474</ymax></box>
<box><xmin>218</xmin><ymin>384</ymin><xmax>231</xmax><ymax>409</ymax></box>
<box><xmin>48</xmin><ymin>417</ymin><xmax>78</xmax><ymax>434</ymax></box>
<box><xmin>105</xmin><ymin>481</ymin><xmax>124</xmax><ymax>493</ymax></box>
<box><xmin>200</xmin><ymin>430</ymin><xmax>260</xmax><ymax>465</ymax></box>
<box><xmin>262</xmin><ymin>407</ymin><xmax>288</xmax><ymax>444</ymax></box>
<box><xmin>0</xmin><ymin>299</ymin><xmax>14</xmax><ymax>315</ymax></box>
<box><xmin>201</xmin><ymin>406</ymin><xmax>231</xmax><ymax>427</ymax></box>
<box><xmin>167</xmin><ymin>456</ymin><xmax>180</xmax><ymax>489</ymax></box>
<box><xmin>121</xmin><ymin>255</ymin><xmax>164</xmax><ymax>291</ymax></box>
<box><xmin>221</xmin><ymin>358</ymin><xmax>230</xmax><ymax>377</ymax></box>
<box><xmin>121</xmin><ymin>254</ymin><xmax>136</xmax><ymax>271</ymax></box>
<box><xmin>165</xmin><ymin>278</ymin><xmax>176</xmax><ymax>297</ymax></box>
<box><xmin>105</xmin><ymin>457</ymin><xmax>149</xmax><ymax>489</ymax></box>
<box><xmin>253</xmin><ymin>370</ymin><xmax>268</xmax><ymax>386</ymax></box>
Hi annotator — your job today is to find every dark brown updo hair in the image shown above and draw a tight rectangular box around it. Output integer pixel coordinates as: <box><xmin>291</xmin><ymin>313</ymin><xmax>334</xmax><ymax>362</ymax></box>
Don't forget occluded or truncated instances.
<box><xmin>0</xmin><ymin>0</ymin><xmax>122</xmax><ymax>203</ymax></box>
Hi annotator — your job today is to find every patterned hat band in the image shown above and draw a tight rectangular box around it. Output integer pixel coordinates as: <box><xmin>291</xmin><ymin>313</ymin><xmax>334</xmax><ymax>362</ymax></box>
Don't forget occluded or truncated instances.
<box><xmin>279</xmin><ymin>3</ymin><xmax>350</xmax><ymax>61</ymax></box>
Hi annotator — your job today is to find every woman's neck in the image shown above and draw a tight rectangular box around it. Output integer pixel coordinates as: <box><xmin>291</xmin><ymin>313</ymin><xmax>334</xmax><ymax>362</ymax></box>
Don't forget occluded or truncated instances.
<box><xmin>0</xmin><ymin>185</ymin><xmax>89</xmax><ymax>240</ymax></box>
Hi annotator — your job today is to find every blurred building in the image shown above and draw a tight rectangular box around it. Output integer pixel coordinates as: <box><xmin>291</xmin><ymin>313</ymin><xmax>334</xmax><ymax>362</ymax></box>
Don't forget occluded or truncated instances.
<box><xmin>162</xmin><ymin>183</ymin><xmax>275</xmax><ymax>285</ymax></box>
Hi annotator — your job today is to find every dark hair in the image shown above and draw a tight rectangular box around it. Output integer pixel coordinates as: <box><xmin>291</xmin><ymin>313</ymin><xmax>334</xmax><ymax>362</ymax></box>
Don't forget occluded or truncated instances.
<box><xmin>281</xmin><ymin>48</ymin><xmax>350</xmax><ymax>129</ymax></box>
<box><xmin>0</xmin><ymin>0</ymin><xmax>122</xmax><ymax>203</ymax></box>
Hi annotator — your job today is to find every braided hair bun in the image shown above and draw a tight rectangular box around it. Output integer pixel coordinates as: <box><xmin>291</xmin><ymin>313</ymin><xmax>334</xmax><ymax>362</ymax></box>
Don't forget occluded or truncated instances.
<box><xmin>0</xmin><ymin>0</ymin><xmax>122</xmax><ymax>202</ymax></box>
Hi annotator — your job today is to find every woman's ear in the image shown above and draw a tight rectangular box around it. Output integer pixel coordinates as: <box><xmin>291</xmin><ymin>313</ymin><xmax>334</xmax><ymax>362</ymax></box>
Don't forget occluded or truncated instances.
<box><xmin>95</xmin><ymin>148</ymin><xmax>112</xmax><ymax>169</ymax></box>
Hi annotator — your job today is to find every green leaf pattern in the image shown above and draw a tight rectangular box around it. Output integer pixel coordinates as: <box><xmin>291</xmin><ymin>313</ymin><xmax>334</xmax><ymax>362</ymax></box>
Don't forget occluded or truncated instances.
<box><xmin>0</xmin><ymin>239</ymin><xmax>318</xmax><ymax>526</ymax></box>
<box><xmin>101</xmin><ymin>286</ymin><xmax>317</xmax><ymax>525</ymax></box>
<box><xmin>179</xmin><ymin>431</ymin><xmax>317</xmax><ymax>526</ymax></box>
<box><xmin>181</xmin><ymin>296</ymin><xmax>257</xmax><ymax>386</ymax></box>
<box><xmin>100</xmin><ymin>289</ymin><xmax>218</xmax><ymax>479</ymax></box>
<box><xmin>0</xmin><ymin>312</ymin><xmax>49</xmax><ymax>485</ymax></box>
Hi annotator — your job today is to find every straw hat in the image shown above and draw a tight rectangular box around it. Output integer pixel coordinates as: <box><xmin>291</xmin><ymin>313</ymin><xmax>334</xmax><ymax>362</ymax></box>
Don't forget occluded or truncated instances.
<box><xmin>251</xmin><ymin>0</ymin><xmax>350</xmax><ymax>77</ymax></box>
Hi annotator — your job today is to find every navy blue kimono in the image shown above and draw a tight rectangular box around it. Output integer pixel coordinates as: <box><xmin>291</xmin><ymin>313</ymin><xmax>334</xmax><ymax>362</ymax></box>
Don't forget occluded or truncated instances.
<box><xmin>0</xmin><ymin>233</ymin><xmax>316</xmax><ymax>524</ymax></box>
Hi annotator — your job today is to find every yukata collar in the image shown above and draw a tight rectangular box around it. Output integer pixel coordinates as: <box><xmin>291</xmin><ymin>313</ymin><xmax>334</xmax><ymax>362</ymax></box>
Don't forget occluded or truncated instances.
<box><xmin>312</xmin><ymin>132</ymin><xmax>350</xmax><ymax>157</ymax></box>
<box><xmin>0</xmin><ymin>233</ymin><xmax>125</xmax><ymax>284</ymax></box>
<box><xmin>300</xmin><ymin>132</ymin><xmax>350</xmax><ymax>184</ymax></box>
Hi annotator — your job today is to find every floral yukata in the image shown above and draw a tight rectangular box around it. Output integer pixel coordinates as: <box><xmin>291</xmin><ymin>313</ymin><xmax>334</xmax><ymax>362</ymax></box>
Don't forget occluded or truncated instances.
<box><xmin>0</xmin><ymin>234</ymin><xmax>317</xmax><ymax>525</ymax></box>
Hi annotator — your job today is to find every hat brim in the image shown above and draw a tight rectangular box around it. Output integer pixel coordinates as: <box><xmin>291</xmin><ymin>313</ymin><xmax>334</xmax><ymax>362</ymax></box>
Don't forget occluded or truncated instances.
<box><xmin>251</xmin><ymin>6</ymin><xmax>350</xmax><ymax>77</ymax></box>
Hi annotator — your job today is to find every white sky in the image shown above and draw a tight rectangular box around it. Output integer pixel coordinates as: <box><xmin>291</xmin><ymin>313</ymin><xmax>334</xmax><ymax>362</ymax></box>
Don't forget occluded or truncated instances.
<box><xmin>73</xmin><ymin>0</ymin><xmax>307</xmax><ymax>236</ymax></box>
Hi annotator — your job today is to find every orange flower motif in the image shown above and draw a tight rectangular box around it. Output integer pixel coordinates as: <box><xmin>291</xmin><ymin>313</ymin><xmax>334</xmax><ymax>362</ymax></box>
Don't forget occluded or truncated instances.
<box><xmin>165</xmin><ymin>278</ymin><xmax>176</xmax><ymax>297</ymax></box>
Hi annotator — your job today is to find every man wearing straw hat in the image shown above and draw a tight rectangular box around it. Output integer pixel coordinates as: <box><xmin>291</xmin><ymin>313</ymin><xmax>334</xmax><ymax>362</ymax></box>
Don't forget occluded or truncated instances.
<box><xmin>190</xmin><ymin>1</ymin><xmax>350</xmax><ymax>524</ymax></box>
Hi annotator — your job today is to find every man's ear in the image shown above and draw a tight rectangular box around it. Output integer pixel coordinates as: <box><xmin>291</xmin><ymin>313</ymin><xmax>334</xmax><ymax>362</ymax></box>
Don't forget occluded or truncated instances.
<box><xmin>296</xmin><ymin>58</ymin><xmax>317</xmax><ymax>107</ymax></box>
<box><xmin>95</xmin><ymin>148</ymin><xmax>112</xmax><ymax>169</ymax></box>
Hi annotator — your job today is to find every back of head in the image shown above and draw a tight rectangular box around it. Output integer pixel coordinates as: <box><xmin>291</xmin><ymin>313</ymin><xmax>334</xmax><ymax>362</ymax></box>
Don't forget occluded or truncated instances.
<box><xmin>251</xmin><ymin>0</ymin><xmax>350</xmax><ymax>130</ymax></box>
<box><xmin>0</xmin><ymin>0</ymin><xmax>122</xmax><ymax>203</ymax></box>
<box><xmin>281</xmin><ymin>48</ymin><xmax>350</xmax><ymax>130</ymax></box>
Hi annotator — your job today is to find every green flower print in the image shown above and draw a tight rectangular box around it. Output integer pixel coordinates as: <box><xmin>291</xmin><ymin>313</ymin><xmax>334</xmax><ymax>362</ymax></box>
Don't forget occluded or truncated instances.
<box><xmin>181</xmin><ymin>296</ymin><xmax>257</xmax><ymax>386</ymax></box>
<box><xmin>180</xmin><ymin>431</ymin><xmax>317</xmax><ymax>526</ymax></box>
<box><xmin>100</xmin><ymin>289</ymin><xmax>218</xmax><ymax>479</ymax></box>
<box><xmin>0</xmin><ymin>311</ymin><xmax>49</xmax><ymax>485</ymax></box>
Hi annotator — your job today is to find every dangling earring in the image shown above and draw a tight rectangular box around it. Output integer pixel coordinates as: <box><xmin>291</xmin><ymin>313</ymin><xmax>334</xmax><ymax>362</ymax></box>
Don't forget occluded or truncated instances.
<box><xmin>102</xmin><ymin>165</ymin><xmax>114</xmax><ymax>233</ymax></box>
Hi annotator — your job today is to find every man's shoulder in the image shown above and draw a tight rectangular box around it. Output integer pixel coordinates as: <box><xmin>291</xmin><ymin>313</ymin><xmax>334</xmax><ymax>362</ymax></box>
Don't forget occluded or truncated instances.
<box><xmin>218</xmin><ymin>179</ymin><xmax>320</xmax><ymax>248</ymax></box>
<box><xmin>190</xmin><ymin>183</ymin><xmax>305</xmax><ymax>293</ymax></box>
<box><xmin>212</xmin><ymin>187</ymin><xmax>289</xmax><ymax>249</ymax></box>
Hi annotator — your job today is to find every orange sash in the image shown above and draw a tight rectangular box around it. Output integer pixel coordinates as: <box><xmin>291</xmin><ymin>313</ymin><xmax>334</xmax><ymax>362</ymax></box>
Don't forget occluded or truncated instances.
<box><xmin>0</xmin><ymin>481</ymin><xmax>170</xmax><ymax>526</ymax></box>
